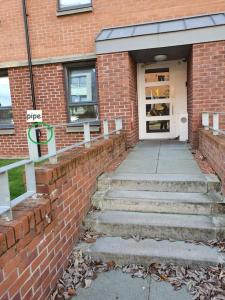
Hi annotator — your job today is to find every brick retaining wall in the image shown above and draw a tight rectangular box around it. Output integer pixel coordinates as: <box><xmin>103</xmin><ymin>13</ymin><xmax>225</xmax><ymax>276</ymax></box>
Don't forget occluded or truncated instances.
<box><xmin>0</xmin><ymin>134</ymin><xmax>126</xmax><ymax>300</ymax></box>
<box><xmin>199</xmin><ymin>129</ymin><xmax>225</xmax><ymax>195</ymax></box>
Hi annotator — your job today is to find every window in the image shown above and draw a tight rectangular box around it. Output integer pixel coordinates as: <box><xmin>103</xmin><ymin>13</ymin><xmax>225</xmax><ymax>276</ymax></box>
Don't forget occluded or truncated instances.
<box><xmin>0</xmin><ymin>71</ymin><xmax>13</xmax><ymax>128</ymax></box>
<box><xmin>67</xmin><ymin>66</ymin><xmax>98</xmax><ymax>123</ymax></box>
<box><xmin>58</xmin><ymin>0</ymin><xmax>92</xmax><ymax>11</ymax></box>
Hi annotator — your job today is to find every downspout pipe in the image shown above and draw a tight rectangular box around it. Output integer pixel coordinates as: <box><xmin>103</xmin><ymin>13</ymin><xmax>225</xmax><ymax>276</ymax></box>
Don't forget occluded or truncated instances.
<box><xmin>22</xmin><ymin>0</ymin><xmax>41</xmax><ymax>156</ymax></box>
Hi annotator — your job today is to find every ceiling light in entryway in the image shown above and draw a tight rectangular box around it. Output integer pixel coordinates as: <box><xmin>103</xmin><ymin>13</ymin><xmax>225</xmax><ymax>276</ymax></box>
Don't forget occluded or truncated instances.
<box><xmin>154</xmin><ymin>54</ymin><xmax>168</xmax><ymax>62</ymax></box>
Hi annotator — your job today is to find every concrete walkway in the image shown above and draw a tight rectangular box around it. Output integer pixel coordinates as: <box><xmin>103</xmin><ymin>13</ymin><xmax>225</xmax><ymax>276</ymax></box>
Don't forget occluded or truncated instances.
<box><xmin>74</xmin><ymin>270</ymin><xmax>192</xmax><ymax>300</ymax></box>
<box><xmin>74</xmin><ymin>141</ymin><xmax>205</xmax><ymax>300</ymax></box>
<box><xmin>115</xmin><ymin>140</ymin><xmax>202</xmax><ymax>175</ymax></box>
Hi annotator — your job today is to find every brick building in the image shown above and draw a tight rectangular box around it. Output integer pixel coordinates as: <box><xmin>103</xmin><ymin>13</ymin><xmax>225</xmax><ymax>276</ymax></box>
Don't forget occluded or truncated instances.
<box><xmin>0</xmin><ymin>0</ymin><xmax>225</xmax><ymax>157</ymax></box>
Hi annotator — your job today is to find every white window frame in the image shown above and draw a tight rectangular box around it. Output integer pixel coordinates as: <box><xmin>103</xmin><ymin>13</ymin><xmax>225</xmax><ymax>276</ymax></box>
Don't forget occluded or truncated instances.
<box><xmin>0</xmin><ymin>71</ymin><xmax>14</xmax><ymax>129</ymax></box>
<box><xmin>58</xmin><ymin>0</ymin><xmax>92</xmax><ymax>11</ymax></box>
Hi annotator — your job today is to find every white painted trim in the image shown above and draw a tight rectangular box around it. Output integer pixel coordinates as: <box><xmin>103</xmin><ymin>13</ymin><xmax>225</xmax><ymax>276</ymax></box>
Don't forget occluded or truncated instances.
<box><xmin>57</xmin><ymin>6</ymin><xmax>92</xmax><ymax>16</ymax></box>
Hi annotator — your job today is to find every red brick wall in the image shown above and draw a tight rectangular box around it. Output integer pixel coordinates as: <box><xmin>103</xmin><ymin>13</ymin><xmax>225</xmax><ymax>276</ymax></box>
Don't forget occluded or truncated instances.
<box><xmin>97</xmin><ymin>52</ymin><xmax>138</xmax><ymax>147</ymax></box>
<box><xmin>0</xmin><ymin>0</ymin><xmax>224</xmax><ymax>63</ymax></box>
<box><xmin>0</xmin><ymin>64</ymin><xmax>99</xmax><ymax>158</ymax></box>
<box><xmin>0</xmin><ymin>68</ymin><xmax>33</xmax><ymax>158</ymax></box>
<box><xmin>187</xmin><ymin>41</ymin><xmax>225</xmax><ymax>148</ymax></box>
<box><xmin>199</xmin><ymin>130</ymin><xmax>225</xmax><ymax>195</ymax></box>
<box><xmin>0</xmin><ymin>134</ymin><xmax>127</xmax><ymax>300</ymax></box>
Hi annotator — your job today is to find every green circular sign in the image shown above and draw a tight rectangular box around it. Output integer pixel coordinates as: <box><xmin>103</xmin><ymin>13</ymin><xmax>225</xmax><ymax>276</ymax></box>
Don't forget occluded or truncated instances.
<box><xmin>28</xmin><ymin>122</ymin><xmax>53</xmax><ymax>145</ymax></box>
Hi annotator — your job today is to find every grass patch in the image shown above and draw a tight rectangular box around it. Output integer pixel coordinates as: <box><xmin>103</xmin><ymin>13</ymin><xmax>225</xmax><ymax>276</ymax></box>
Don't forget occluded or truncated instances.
<box><xmin>0</xmin><ymin>159</ymin><xmax>26</xmax><ymax>200</ymax></box>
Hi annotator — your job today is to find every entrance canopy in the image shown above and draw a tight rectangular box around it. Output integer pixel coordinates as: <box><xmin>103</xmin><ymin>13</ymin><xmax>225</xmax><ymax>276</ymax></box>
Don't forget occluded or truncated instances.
<box><xmin>96</xmin><ymin>13</ymin><xmax>225</xmax><ymax>54</ymax></box>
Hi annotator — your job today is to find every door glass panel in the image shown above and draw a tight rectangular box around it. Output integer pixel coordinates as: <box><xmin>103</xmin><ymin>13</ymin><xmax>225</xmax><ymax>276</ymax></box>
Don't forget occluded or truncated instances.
<box><xmin>145</xmin><ymin>68</ymin><xmax>169</xmax><ymax>83</ymax></box>
<box><xmin>145</xmin><ymin>85</ymin><xmax>170</xmax><ymax>100</ymax></box>
<box><xmin>146</xmin><ymin>103</ymin><xmax>170</xmax><ymax>117</ymax></box>
<box><xmin>146</xmin><ymin>120</ymin><xmax>170</xmax><ymax>133</ymax></box>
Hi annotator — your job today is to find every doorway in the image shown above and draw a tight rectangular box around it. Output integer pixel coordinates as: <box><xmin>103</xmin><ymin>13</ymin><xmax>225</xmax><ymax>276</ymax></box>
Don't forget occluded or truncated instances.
<box><xmin>137</xmin><ymin>60</ymin><xmax>187</xmax><ymax>140</ymax></box>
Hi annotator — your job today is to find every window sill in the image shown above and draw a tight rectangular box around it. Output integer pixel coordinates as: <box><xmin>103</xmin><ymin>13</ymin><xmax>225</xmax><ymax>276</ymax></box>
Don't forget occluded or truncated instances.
<box><xmin>0</xmin><ymin>128</ymin><xmax>15</xmax><ymax>135</ymax></box>
<box><xmin>57</xmin><ymin>6</ymin><xmax>92</xmax><ymax>17</ymax></box>
<box><xmin>66</xmin><ymin>123</ymin><xmax>100</xmax><ymax>133</ymax></box>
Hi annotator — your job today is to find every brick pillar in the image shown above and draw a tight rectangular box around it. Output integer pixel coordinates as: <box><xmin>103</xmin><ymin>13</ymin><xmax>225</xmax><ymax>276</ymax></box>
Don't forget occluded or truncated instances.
<box><xmin>187</xmin><ymin>41</ymin><xmax>225</xmax><ymax>149</ymax></box>
<box><xmin>97</xmin><ymin>52</ymin><xmax>138</xmax><ymax>147</ymax></box>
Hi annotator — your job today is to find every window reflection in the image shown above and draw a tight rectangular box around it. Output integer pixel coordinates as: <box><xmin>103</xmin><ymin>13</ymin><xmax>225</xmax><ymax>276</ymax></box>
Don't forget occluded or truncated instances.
<box><xmin>0</xmin><ymin>76</ymin><xmax>12</xmax><ymax>107</ymax></box>
<box><xmin>145</xmin><ymin>68</ymin><xmax>169</xmax><ymax>83</ymax></box>
<box><xmin>146</xmin><ymin>120</ymin><xmax>170</xmax><ymax>133</ymax></box>
<box><xmin>146</xmin><ymin>85</ymin><xmax>170</xmax><ymax>100</ymax></box>
<box><xmin>0</xmin><ymin>75</ymin><xmax>13</xmax><ymax>127</ymax></box>
<box><xmin>146</xmin><ymin>103</ymin><xmax>170</xmax><ymax>117</ymax></box>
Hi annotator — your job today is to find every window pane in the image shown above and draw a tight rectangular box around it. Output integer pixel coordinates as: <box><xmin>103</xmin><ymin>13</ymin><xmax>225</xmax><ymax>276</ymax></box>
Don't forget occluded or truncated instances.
<box><xmin>146</xmin><ymin>103</ymin><xmax>170</xmax><ymax>117</ymax></box>
<box><xmin>79</xmin><ymin>76</ymin><xmax>86</xmax><ymax>87</ymax></box>
<box><xmin>0</xmin><ymin>108</ymin><xmax>13</xmax><ymax>125</ymax></box>
<box><xmin>145</xmin><ymin>85</ymin><xmax>170</xmax><ymax>100</ymax></box>
<box><xmin>69</xmin><ymin>105</ymin><xmax>98</xmax><ymax>122</ymax></box>
<box><xmin>0</xmin><ymin>77</ymin><xmax>12</xmax><ymax>107</ymax></box>
<box><xmin>145</xmin><ymin>68</ymin><xmax>169</xmax><ymax>83</ymax></box>
<box><xmin>60</xmin><ymin>0</ymin><xmax>91</xmax><ymax>9</ymax></box>
<box><xmin>70</xmin><ymin>68</ymin><xmax>96</xmax><ymax>103</ymax></box>
<box><xmin>146</xmin><ymin>120</ymin><xmax>170</xmax><ymax>133</ymax></box>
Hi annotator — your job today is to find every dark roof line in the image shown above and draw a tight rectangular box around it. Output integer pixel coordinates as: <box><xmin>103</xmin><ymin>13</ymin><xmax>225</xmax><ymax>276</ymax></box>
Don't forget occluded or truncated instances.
<box><xmin>96</xmin><ymin>12</ymin><xmax>225</xmax><ymax>42</ymax></box>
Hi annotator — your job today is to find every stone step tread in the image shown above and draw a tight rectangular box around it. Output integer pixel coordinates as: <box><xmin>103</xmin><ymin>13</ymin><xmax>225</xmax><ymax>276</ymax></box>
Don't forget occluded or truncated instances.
<box><xmin>85</xmin><ymin>210</ymin><xmax>221</xmax><ymax>229</ymax></box>
<box><xmin>110</xmin><ymin>173</ymin><xmax>207</xmax><ymax>182</ymax></box>
<box><xmin>82</xmin><ymin>237</ymin><xmax>225</xmax><ymax>266</ymax></box>
<box><xmin>103</xmin><ymin>190</ymin><xmax>218</xmax><ymax>203</ymax></box>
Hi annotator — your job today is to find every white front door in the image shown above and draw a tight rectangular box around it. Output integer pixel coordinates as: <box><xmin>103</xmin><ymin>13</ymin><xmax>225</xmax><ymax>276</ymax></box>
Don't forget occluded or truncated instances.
<box><xmin>138</xmin><ymin>60</ymin><xmax>187</xmax><ymax>140</ymax></box>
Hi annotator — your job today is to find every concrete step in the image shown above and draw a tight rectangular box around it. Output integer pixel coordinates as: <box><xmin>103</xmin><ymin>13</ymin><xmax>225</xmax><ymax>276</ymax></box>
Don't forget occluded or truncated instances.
<box><xmin>81</xmin><ymin>237</ymin><xmax>225</xmax><ymax>267</ymax></box>
<box><xmin>92</xmin><ymin>190</ymin><xmax>225</xmax><ymax>215</ymax></box>
<box><xmin>84</xmin><ymin>211</ymin><xmax>225</xmax><ymax>241</ymax></box>
<box><xmin>98</xmin><ymin>173</ymin><xmax>221</xmax><ymax>193</ymax></box>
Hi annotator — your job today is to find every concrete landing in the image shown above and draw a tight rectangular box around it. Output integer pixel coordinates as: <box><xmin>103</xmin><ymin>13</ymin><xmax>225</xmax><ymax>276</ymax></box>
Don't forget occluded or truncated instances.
<box><xmin>74</xmin><ymin>270</ymin><xmax>192</xmax><ymax>300</ymax></box>
<box><xmin>115</xmin><ymin>140</ymin><xmax>202</xmax><ymax>175</ymax></box>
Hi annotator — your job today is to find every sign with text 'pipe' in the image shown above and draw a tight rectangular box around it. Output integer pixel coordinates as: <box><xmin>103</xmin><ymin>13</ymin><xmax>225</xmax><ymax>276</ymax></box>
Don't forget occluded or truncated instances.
<box><xmin>27</xmin><ymin>110</ymin><xmax>43</xmax><ymax>123</ymax></box>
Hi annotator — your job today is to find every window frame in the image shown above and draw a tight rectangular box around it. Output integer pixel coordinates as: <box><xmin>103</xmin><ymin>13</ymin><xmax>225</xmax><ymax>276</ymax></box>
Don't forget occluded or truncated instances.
<box><xmin>64</xmin><ymin>61</ymin><xmax>99</xmax><ymax>125</ymax></box>
<box><xmin>0</xmin><ymin>70</ymin><xmax>14</xmax><ymax>129</ymax></box>
<box><xmin>57</xmin><ymin>0</ymin><xmax>92</xmax><ymax>12</ymax></box>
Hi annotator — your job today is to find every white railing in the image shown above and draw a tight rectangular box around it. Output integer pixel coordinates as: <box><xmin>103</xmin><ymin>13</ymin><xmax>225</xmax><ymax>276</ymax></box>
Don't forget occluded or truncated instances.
<box><xmin>0</xmin><ymin>118</ymin><xmax>123</xmax><ymax>220</ymax></box>
<box><xmin>202</xmin><ymin>112</ymin><xmax>225</xmax><ymax>135</ymax></box>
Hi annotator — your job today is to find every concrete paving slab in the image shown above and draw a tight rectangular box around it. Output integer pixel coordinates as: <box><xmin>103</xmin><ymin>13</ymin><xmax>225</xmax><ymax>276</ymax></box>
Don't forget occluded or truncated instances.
<box><xmin>134</xmin><ymin>142</ymin><xmax>160</xmax><ymax>149</ymax></box>
<box><xmin>157</xmin><ymin>159</ymin><xmax>201</xmax><ymax>174</ymax></box>
<box><xmin>116</xmin><ymin>159</ymin><xmax>157</xmax><ymax>174</ymax></box>
<box><xmin>73</xmin><ymin>270</ymin><xmax>192</xmax><ymax>300</ymax></box>
<box><xmin>127</xmin><ymin>151</ymin><xmax>159</xmax><ymax>160</ymax></box>
<box><xmin>159</xmin><ymin>149</ymin><xmax>193</xmax><ymax>160</ymax></box>
<box><xmin>74</xmin><ymin>271</ymin><xmax>150</xmax><ymax>300</ymax></box>
<box><xmin>149</xmin><ymin>281</ymin><xmax>192</xmax><ymax>300</ymax></box>
<box><xmin>117</xmin><ymin>140</ymin><xmax>202</xmax><ymax>175</ymax></box>
<box><xmin>160</xmin><ymin>143</ymin><xmax>189</xmax><ymax>149</ymax></box>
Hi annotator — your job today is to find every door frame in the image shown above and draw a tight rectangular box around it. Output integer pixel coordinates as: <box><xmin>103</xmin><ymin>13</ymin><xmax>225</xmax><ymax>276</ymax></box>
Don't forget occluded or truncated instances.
<box><xmin>137</xmin><ymin>60</ymin><xmax>187</xmax><ymax>140</ymax></box>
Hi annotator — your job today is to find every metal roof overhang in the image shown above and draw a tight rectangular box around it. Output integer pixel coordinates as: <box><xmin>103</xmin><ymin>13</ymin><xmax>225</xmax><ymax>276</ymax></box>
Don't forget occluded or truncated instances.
<box><xmin>96</xmin><ymin>13</ymin><xmax>225</xmax><ymax>54</ymax></box>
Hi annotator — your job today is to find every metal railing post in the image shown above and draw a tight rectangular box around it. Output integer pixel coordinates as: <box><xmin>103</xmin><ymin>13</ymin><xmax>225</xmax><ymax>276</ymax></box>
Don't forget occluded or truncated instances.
<box><xmin>47</xmin><ymin>126</ymin><xmax>57</xmax><ymax>163</ymax></box>
<box><xmin>27</xmin><ymin>127</ymin><xmax>39</xmax><ymax>161</ymax></box>
<box><xmin>0</xmin><ymin>171</ymin><xmax>12</xmax><ymax>220</ymax></box>
<box><xmin>25</xmin><ymin>162</ymin><xmax>36</xmax><ymax>193</ymax></box>
<box><xmin>115</xmin><ymin>117</ymin><xmax>123</xmax><ymax>134</ymax></box>
<box><xmin>202</xmin><ymin>112</ymin><xmax>209</xmax><ymax>130</ymax></box>
<box><xmin>213</xmin><ymin>113</ymin><xmax>219</xmax><ymax>135</ymax></box>
<box><xmin>103</xmin><ymin>119</ymin><xmax>109</xmax><ymax>139</ymax></box>
<box><xmin>84</xmin><ymin>122</ymin><xmax>91</xmax><ymax>148</ymax></box>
